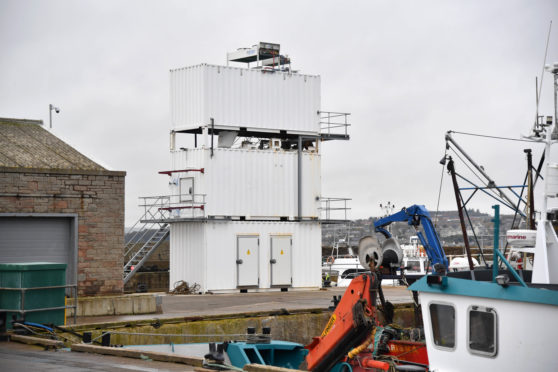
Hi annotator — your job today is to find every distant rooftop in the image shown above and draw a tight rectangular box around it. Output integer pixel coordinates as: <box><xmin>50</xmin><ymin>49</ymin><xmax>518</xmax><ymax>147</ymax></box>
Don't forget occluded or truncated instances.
<box><xmin>0</xmin><ymin>117</ymin><xmax>106</xmax><ymax>171</ymax></box>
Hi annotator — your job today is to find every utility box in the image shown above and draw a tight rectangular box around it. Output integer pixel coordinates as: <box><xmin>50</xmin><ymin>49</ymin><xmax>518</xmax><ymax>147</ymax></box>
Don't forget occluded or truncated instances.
<box><xmin>0</xmin><ymin>262</ymin><xmax>66</xmax><ymax>330</ymax></box>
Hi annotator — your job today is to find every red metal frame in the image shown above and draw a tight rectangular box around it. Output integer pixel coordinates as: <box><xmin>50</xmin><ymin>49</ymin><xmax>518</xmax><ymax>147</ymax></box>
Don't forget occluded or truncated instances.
<box><xmin>158</xmin><ymin>168</ymin><xmax>204</xmax><ymax>175</ymax></box>
<box><xmin>345</xmin><ymin>341</ymin><xmax>428</xmax><ymax>372</ymax></box>
<box><xmin>305</xmin><ymin>273</ymin><xmax>429</xmax><ymax>371</ymax></box>
<box><xmin>158</xmin><ymin>205</ymin><xmax>204</xmax><ymax>211</ymax></box>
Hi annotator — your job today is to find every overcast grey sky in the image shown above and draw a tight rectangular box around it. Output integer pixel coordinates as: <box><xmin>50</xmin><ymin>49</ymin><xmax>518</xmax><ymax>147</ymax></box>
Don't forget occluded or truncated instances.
<box><xmin>1</xmin><ymin>0</ymin><xmax>557</xmax><ymax>226</ymax></box>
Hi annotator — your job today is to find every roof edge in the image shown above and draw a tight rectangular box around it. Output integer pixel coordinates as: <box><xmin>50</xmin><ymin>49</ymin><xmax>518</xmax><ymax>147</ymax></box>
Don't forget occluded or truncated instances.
<box><xmin>0</xmin><ymin>118</ymin><xmax>43</xmax><ymax>126</ymax></box>
<box><xmin>0</xmin><ymin>166</ymin><xmax>126</xmax><ymax>177</ymax></box>
<box><xmin>169</xmin><ymin>63</ymin><xmax>320</xmax><ymax>78</ymax></box>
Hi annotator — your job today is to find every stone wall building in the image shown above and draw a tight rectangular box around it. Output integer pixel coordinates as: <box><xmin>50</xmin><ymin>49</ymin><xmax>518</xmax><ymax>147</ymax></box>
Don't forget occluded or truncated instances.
<box><xmin>0</xmin><ymin>118</ymin><xmax>126</xmax><ymax>295</ymax></box>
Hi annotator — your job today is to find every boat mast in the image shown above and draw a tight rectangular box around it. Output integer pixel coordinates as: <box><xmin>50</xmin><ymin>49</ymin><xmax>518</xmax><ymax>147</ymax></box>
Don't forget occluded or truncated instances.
<box><xmin>525</xmin><ymin>149</ymin><xmax>535</xmax><ymax>229</ymax></box>
<box><xmin>447</xmin><ymin>157</ymin><xmax>475</xmax><ymax>270</ymax></box>
<box><xmin>541</xmin><ymin>64</ymin><xmax>558</xmax><ymax>221</ymax></box>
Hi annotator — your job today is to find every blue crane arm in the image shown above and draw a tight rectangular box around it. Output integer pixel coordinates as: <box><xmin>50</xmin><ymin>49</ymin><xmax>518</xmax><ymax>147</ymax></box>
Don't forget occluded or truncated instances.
<box><xmin>373</xmin><ymin>205</ymin><xmax>449</xmax><ymax>270</ymax></box>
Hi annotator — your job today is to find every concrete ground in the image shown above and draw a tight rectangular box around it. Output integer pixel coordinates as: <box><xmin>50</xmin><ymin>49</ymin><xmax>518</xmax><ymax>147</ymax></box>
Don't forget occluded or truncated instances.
<box><xmin>0</xmin><ymin>341</ymin><xmax>195</xmax><ymax>371</ymax></box>
<box><xmin>77</xmin><ymin>285</ymin><xmax>413</xmax><ymax>324</ymax></box>
<box><xmin>1</xmin><ymin>286</ymin><xmax>414</xmax><ymax>370</ymax></box>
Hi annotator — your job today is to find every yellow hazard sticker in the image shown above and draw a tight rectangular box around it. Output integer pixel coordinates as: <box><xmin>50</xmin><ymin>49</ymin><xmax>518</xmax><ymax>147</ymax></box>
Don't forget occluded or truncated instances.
<box><xmin>320</xmin><ymin>314</ymin><xmax>336</xmax><ymax>338</ymax></box>
<box><xmin>247</xmin><ymin>250</ymin><xmax>251</xmax><ymax>255</ymax></box>
<box><xmin>280</xmin><ymin>250</ymin><xmax>284</xmax><ymax>255</ymax></box>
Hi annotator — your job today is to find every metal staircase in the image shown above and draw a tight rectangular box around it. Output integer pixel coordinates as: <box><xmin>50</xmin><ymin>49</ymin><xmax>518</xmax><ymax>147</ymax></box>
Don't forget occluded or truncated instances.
<box><xmin>123</xmin><ymin>196</ymin><xmax>171</xmax><ymax>285</ymax></box>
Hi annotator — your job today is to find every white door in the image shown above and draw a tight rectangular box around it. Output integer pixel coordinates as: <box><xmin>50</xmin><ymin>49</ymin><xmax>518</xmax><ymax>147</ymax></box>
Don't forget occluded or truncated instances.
<box><xmin>180</xmin><ymin>177</ymin><xmax>194</xmax><ymax>202</ymax></box>
<box><xmin>237</xmin><ymin>235</ymin><xmax>259</xmax><ymax>287</ymax></box>
<box><xmin>270</xmin><ymin>235</ymin><xmax>292</xmax><ymax>286</ymax></box>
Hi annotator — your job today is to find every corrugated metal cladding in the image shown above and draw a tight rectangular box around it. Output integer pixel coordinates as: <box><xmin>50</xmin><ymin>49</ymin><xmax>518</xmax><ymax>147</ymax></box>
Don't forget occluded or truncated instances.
<box><xmin>169</xmin><ymin>222</ymin><xmax>206</xmax><ymax>291</ymax></box>
<box><xmin>0</xmin><ymin>217</ymin><xmax>76</xmax><ymax>286</ymax></box>
<box><xmin>170</xmin><ymin>148</ymin><xmax>320</xmax><ymax>218</ymax></box>
<box><xmin>169</xmin><ymin>221</ymin><xmax>321</xmax><ymax>291</ymax></box>
<box><xmin>170</xmin><ymin>64</ymin><xmax>321</xmax><ymax>133</ymax></box>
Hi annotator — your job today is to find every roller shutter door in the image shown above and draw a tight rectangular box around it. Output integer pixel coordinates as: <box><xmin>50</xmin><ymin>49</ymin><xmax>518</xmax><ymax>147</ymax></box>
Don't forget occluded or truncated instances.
<box><xmin>0</xmin><ymin>217</ymin><xmax>75</xmax><ymax>285</ymax></box>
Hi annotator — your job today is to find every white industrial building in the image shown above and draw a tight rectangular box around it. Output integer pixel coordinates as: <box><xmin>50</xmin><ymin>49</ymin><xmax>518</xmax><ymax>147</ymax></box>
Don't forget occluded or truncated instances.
<box><xmin>135</xmin><ymin>43</ymin><xmax>350</xmax><ymax>293</ymax></box>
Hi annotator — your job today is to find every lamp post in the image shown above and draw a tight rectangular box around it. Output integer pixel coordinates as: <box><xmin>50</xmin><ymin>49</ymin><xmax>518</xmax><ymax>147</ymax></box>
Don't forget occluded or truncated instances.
<box><xmin>379</xmin><ymin>201</ymin><xmax>395</xmax><ymax>218</ymax></box>
<box><xmin>49</xmin><ymin>104</ymin><xmax>60</xmax><ymax>128</ymax></box>
<box><xmin>379</xmin><ymin>201</ymin><xmax>395</xmax><ymax>233</ymax></box>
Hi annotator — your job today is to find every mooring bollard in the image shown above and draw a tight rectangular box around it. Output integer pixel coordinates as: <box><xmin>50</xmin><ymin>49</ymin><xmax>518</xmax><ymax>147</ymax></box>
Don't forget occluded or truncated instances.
<box><xmin>101</xmin><ymin>332</ymin><xmax>111</xmax><ymax>347</ymax></box>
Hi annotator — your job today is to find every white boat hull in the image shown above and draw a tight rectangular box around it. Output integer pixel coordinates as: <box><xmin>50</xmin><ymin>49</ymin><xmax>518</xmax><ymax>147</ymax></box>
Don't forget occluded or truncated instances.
<box><xmin>419</xmin><ymin>291</ymin><xmax>558</xmax><ymax>371</ymax></box>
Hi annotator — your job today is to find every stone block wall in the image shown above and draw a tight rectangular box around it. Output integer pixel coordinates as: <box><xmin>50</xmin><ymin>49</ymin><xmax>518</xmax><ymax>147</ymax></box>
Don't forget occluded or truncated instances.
<box><xmin>0</xmin><ymin>167</ymin><xmax>126</xmax><ymax>295</ymax></box>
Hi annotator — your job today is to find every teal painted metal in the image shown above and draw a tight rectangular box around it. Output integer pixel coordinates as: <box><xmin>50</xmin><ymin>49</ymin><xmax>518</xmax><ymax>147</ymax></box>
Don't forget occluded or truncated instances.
<box><xmin>409</xmin><ymin>276</ymin><xmax>558</xmax><ymax>306</ymax></box>
<box><xmin>330</xmin><ymin>362</ymin><xmax>354</xmax><ymax>372</ymax></box>
<box><xmin>0</xmin><ymin>262</ymin><xmax>66</xmax><ymax>330</ymax></box>
<box><xmin>492</xmin><ymin>205</ymin><xmax>500</xmax><ymax>282</ymax></box>
<box><xmin>226</xmin><ymin>340</ymin><xmax>308</xmax><ymax>370</ymax></box>
<box><xmin>372</xmin><ymin>326</ymin><xmax>385</xmax><ymax>356</ymax></box>
<box><xmin>491</xmin><ymin>204</ymin><xmax>527</xmax><ymax>287</ymax></box>
<box><xmin>493</xmin><ymin>249</ymin><xmax>527</xmax><ymax>287</ymax></box>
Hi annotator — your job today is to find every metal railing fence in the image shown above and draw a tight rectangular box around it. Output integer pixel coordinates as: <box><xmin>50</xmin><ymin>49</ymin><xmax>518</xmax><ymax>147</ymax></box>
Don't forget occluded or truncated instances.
<box><xmin>0</xmin><ymin>284</ymin><xmax>78</xmax><ymax>325</ymax></box>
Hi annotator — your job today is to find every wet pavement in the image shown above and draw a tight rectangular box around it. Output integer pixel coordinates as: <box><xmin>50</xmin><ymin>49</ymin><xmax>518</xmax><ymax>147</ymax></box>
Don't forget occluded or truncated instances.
<box><xmin>77</xmin><ymin>285</ymin><xmax>413</xmax><ymax>325</ymax></box>
<box><xmin>0</xmin><ymin>286</ymin><xmax>414</xmax><ymax>370</ymax></box>
<box><xmin>0</xmin><ymin>341</ymin><xmax>195</xmax><ymax>371</ymax></box>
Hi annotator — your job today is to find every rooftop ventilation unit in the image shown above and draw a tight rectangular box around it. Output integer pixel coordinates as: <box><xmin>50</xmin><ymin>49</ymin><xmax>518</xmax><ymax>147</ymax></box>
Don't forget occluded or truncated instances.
<box><xmin>227</xmin><ymin>42</ymin><xmax>291</xmax><ymax>71</ymax></box>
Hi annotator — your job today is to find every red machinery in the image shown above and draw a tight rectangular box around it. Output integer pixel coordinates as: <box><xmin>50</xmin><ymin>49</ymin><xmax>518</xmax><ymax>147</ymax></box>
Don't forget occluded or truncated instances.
<box><xmin>303</xmin><ymin>273</ymin><xmax>429</xmax><ymax>372</ymax></box>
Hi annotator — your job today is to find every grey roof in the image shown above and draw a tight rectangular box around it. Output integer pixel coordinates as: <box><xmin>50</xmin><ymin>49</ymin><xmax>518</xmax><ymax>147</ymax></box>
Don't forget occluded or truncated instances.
<box><xmin>0</xmin><ymin>118</ymin><xmax>106</xmax><ymax>171</ymax></box>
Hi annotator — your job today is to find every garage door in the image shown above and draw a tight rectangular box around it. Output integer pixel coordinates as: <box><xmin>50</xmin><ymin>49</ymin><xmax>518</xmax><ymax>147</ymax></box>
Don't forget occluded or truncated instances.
<box><xmin>0</xmin><ymin>217</ymin><xmax>76</xmax><ymax>286</ymax></box>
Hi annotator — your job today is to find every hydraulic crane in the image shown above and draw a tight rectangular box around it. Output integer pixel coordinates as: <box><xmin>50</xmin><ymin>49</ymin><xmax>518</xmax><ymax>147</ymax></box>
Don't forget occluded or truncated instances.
<box><xmin>373</xmin><ymin>204</ymin><xmax>448</xmax><ymax>273</ymax></box>
<box><xmin>303</xmin><ymin>270</ymin><xmax>379</xmax><ymax>372</ymax></box>
<box><xmin>304</xmin><ymin>205</ymin><xmax>446</xmax><ymax>371</ymax></box>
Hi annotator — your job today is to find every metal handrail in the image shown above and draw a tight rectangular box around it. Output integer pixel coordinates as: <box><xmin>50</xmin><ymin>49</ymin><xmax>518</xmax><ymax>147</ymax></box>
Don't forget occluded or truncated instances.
<box><xmin>319</xmin><ymin>111</ymin><xmax>351</xmax><ymax>137</ymax></box>
<box><xmin>125</xmin><ymin>195</ymin><xmax>170</xmax><ymax>253</ymax></box>
<box><xmin>319</xmin><ymin>197</ymin><xmax>351</xmax><ymax>221</ymax></box>
<box><xmin>139</xmin><ymin>193</ymin><xmax>207</xmax><ymax>220</ymax></box>
<box><xmin>0</xmin><ymin>284</ymin><xmax>78</xmax><ymax>325</ymax></box>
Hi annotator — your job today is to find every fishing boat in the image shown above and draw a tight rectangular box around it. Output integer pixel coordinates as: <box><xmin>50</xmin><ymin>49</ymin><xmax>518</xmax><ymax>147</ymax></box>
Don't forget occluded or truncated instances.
<box><xmin>409</xmin><ymin>62</ymin><xmax>558</xmax><ymax>371</ymax></box>
<box><xmin>322</xmin><ymin>244</ymin><xmax>363</xmax><ymax>287</ymax></box>
<box><xmin>381</xmin><ymin>236</ymin><xmax>430</xmax><ymax>286</ymax></box>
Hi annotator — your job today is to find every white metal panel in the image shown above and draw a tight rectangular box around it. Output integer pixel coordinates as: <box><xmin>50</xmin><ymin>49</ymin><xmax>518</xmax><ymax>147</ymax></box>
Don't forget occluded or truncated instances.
<box><xmin>170</xmin><ymin>64</ymin><xmax>321</xmax><ymax>133</ymax></box>
<box><xmin>270</xmin><ymin>235</ymin><xmax>292</xmax><ymax>286</ymax></box>
<box><xmin>169</xmin><ymin>149</ymin><xmax>207</xmax><ymax>218</ymax></box>
<box><xmin>237</xmin><ymin>235</ymin><xmax>259</xmax><ymax>287</ymax></box>
<box><xmin>169</xmin><ymin>65</ymin><xmax>206</xmax><ymax>130</ymax></box>
<box><xmin>169</xmin><ymin>222</ymin><xmax>206</xmax><ymax>291</ymax></box>
<box><xmin>546</xmin><ymin>163</ymin><xmax>558</xmax><ymax>197</ymax></box>
<box><xmin>419</xmin><ymin>292</ymin><xmax>558</xmax><ymax>371</ymax></box>
<box><xmin>171</xmin><ymin>148</ymin><xmax>320</xmax><ymax>218</ymax></box>
<box><xmin>204</xmin><ymin>221</ymin><xmax>320</xmax><ymax>290</ymax></box>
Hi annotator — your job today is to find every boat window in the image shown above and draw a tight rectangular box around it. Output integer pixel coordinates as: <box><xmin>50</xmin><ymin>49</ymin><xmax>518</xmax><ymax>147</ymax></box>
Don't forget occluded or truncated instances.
<box><xmin>468</xmin><ymin>306</ymin><xmax>497</xmax><ymax>357</ymax></box>
<box><xmin>429</xmin><ymin>303</ymin><xmax>455</xmax><ymax>350</ymax></box>
<box><xmin>406</xmin><ymin>260</ymin><xmax>422</xmax><ymax>271</ymax></box>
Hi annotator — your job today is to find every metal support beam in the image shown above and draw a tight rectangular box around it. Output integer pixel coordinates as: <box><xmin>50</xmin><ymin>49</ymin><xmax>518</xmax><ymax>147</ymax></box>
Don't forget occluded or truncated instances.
<box><xmin>525</xmin><ymin>149</ymin><xmax>535</xmax><ymax>229</ymax></box>
<box><xmin>297</xmin><ymin>136</ymin><xmax>302</xmax><ymax>220</ymax></box>
<box><xmin>447</xmin><ymin>157</ymin><xmax>475</xmax><ymax>270</ymax></box>
<box><xmin>492</xmin><ymin>204</ymin><xmax>500</xmax><ymax>281</ymax></box>
<box><xmin>210</xmin><ymin>118</ymin><xmax>214</xmax><ymax>158</ymax></box>
<box><xmin>446</xmin><ymin>132</ymin><xmax>518</xmax><ymax>210</ymax></box>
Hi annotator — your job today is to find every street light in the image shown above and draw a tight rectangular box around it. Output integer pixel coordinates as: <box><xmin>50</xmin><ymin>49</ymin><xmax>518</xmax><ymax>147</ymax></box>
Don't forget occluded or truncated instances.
<box><xmin>379</xmin><ymin>201</ymin><xmax>395</xmax><ymax>217</ymax></box>
<box><xmin>49</xmin><ymin>104</ymin><xmax>60</xmax><ymax>128</ymax></box>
